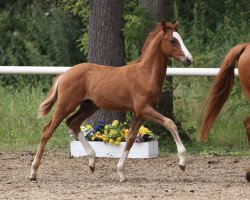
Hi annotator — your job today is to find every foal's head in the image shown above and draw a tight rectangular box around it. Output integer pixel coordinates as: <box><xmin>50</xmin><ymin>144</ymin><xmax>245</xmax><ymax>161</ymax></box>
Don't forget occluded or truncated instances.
<box><xmin>161</xmin><ymin>21</ymin><xmax>193</xmax><ymax>66</ymax></box>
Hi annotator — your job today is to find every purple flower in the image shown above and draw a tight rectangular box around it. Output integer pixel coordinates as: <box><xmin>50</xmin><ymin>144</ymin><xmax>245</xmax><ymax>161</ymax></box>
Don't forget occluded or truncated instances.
<box><xmin>135</xmin><ymin>134</ymin><xmax>143</xmax><ymax>143</ymax></box>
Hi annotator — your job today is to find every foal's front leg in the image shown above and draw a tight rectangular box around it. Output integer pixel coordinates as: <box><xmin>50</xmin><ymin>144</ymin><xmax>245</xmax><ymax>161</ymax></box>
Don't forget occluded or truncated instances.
<box><xmin>117</xmin><ymin>116</ymin><xmax>144</xmax><ymax>182</ymax></box>
<box><xmin>139</xmin><ymin>106</ymin><xmax>186</xmax><ymax>170</ymax></box>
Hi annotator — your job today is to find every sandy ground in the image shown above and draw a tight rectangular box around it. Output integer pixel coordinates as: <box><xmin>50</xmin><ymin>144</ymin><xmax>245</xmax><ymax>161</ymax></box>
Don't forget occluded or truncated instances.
<box><xmin>0</xmin><ymin>151</ymin><xmax>249</xmax><ymax>200</ymax></box>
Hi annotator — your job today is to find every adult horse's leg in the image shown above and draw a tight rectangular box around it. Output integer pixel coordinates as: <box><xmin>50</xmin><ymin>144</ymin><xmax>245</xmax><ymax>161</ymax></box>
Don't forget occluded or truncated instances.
<box><xmin>246</xmin><ymin>168</ymin><xmax>250</xmax><ymax>182</ymax></box>
<box><xmin>66</xmin><ymin>101</ymin><xmax>99</xmax><ymax>172</ymax></box>
<box><xmin>117</xmin><ymin>116</ymin><xmax>144</xmax><ymax>182</ymax></box>
<box><xmin>139</xmin><ymin>106</ymin><xmax>186</xmax><ymax>170</ymax></box>
<box><xmin>244</xmin><ymin>116</ymin><xmax>250</xmax><ymax>182</ymax></box>
<box><xmin>244</xmin><ymin>116</ymin><xmax>250</xmax><ymax>147</ymax></box>
<box><xmin>29</xmin><ymin>102</ymin><xmax>78</xmax><ymax>181</ymax></box>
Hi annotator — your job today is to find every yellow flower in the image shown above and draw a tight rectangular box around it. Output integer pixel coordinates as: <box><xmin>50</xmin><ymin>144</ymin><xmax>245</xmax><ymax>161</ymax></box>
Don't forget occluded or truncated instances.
<box><xmin>114</xmin><ymin>141</ymin><xmax>120</xmax><ymax>146</ymax></box>
<box><xmin>96</xmin><ymin>133</ymin><xmax>102</xmax><ymax>139</ymax></box>
<box><xmin>105</xmin><ymin>125</ymin><xmax>109</xmax><ymax>130</ymax></box>
<box><xmin>102</xmin><ymin>136</ymin><xmax>108</xmax><ymax>142</ymax></box>
<box><xmin>80</xmin><ymin>125</ymin><xmax>86</xmax><ymax>132</ymax></box>
<box><xmin>139</xmin><ymin>125</ymin><xmax>150</xmax><ymax>135</ymax></box>
<box><xmin>116</xmin><ymin>137</ymin><xmax>122</xmax><ymax>142</ymax></box>
<box><xmin>112</xmin><ymin>120</ymin><xmax>119</xmax><ymax>127</ymax></box>
<box><xmin>124</xmin><ymin>129</ymin><xmax>129</xmax><ymax>138</ymax></box>
<box><xmin>109</xmin><ymin>138</ymin><xmax>114</xmax><ymax>144</ymax></box>
<box><xmin>110</xmin><ymin>130</ymin><xmax>116</xmax><ymax>136</ymax></box>
<box><xmin>86</xmin><ymin>125</ymin><xmax>92</xmax><ymax>131</ymax></box>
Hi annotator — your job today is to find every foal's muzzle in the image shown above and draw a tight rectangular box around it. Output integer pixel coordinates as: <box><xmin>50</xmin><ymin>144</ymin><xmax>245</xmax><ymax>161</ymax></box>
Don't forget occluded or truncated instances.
<box><xmin>181</xmin><ymin>56</ymin><xmax>193</xmax><ymax>67</ymax></box>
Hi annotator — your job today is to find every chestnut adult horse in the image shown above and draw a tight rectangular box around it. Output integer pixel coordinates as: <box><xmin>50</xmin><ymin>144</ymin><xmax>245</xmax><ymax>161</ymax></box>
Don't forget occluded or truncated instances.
<box><xmin>29</xmin><ymin>21</ymin><xmax>193</xmax><ymax>182</ymax></box>
<box><xmin>199</xmin><ymin>43</ymin><xmax>250</xmax><ymax>182</ymax></box>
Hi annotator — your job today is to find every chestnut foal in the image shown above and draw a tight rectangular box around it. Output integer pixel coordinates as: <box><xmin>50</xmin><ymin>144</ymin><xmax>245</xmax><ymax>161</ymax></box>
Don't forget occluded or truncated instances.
<box><xmin>199</xmin><ymin>43</ymin><xmax>250</xmax><ymax>182</ymax></box>
<box><xmin>30</xmin><ymin>21</ymin><xmax>193</xmax><ymax>182</ymax></box>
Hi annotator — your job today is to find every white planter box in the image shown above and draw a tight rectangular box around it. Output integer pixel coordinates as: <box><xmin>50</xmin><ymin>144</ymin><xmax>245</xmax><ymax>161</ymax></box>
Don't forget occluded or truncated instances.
<box><xmin>70</xmin><ymin>140</ymin><xmax>158</xmax><ymax>158</ymax></box>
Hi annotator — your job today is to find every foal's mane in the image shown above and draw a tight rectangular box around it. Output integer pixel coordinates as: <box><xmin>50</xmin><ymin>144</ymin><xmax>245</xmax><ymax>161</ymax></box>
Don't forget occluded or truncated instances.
<box><xmin>130</xmin><ymin>23</ymin><xmax>163</xmax><ymax>64</ymax></box>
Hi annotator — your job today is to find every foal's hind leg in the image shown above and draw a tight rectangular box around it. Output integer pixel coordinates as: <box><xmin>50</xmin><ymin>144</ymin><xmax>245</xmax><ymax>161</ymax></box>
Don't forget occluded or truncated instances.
<box><xmin>138</xmin><ymin>105</ymin><xmax>186</xmax><ymax>170</ymax></box>
<box><xmin>117</xmin><ymin>116</ymin><xmax>144</xmax><ymax>182</ymax></box>
<box><xmin>29</xmin><ymin>103</ymin><xmax>78</xmax><ymax>181</ymax></box>
<box><xmin>66</xmin><ymin>101</ymin><xmax>99</xmax><ymax>172</ymax></box>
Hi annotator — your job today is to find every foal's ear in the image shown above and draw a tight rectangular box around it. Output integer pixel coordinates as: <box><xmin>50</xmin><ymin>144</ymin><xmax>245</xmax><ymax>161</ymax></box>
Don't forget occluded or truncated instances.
<box><xmin>161</xmin><ymin>20</ymin><xmax>173</xmax><ymax>33</ymax></box>
<box><xmin>161</xmin><ymin>20</ymin><xmax>168</xmax><ymax>32</ymax></box>
<box><xmin>174</xmin><ymin>20</ymin><xmax>180</xmax><ymax>30</ymax></box>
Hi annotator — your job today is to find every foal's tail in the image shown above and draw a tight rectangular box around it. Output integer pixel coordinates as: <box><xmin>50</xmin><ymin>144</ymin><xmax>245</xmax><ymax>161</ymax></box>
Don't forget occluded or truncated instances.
<box><xmin>198</xmin><ymin>43</ymin><xmax>247</xmax><ymax>142</ymax></box>
<box><xmin>38</xmin><ymin>76</ymin><xmax>61</xmax><ymax>118</ymax></box>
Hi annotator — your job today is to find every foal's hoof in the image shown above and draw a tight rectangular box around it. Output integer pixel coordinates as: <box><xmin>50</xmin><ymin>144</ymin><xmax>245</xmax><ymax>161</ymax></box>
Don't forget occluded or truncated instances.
<box><xmin>89</xmin><ymin>165</ymin><xmax>95</xmax><ymax>173</ymax></box>
<box><xmin>179</xmin><ymin>164</ymin><xmax>186</xmax><ymax>171</ymax></box>
<box><xmin>120</xmin><ymin>177</ymin><xmax>127</xmax><ymax>183</ymax></box>
<box><xmin>29</xmin><ymin>177</ymin><xmax>37</xmax><ymax>181</ymax></box>
<box><xmin>246</xmin><ymin>170</ymin><xmax>250</xmax><ymax>182</ymax></box>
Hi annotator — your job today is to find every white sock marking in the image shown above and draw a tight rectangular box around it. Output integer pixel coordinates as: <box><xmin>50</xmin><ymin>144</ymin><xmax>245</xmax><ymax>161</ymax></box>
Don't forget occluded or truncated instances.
<box><xmin>117</xmin><ymin>150</ymin><xmax>129</xmax><ymax>181</ymax></box>
<box><xmin>176</xmin><ymin>142</ymin><xmax>186</xmax><ymax>166</ymax></box>
<box><xmin>78</xmin><ymin>131</ymin><xmax>95</xmax><ymax>167</ymax></box>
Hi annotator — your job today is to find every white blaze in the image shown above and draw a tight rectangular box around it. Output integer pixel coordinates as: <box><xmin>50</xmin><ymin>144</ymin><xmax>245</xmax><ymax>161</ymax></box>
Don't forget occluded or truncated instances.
<box><xmin>173</xmin><ymin>32</ymin><xmax>193</xmax><ymax>62</ymax></box>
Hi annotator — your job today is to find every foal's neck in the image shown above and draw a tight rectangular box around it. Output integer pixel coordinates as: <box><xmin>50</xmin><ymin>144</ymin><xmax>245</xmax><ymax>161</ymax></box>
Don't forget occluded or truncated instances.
<box><xmin>140</xmin><ymin>32</ymin><xmax>168</xmax><ymax>86</ymax></box>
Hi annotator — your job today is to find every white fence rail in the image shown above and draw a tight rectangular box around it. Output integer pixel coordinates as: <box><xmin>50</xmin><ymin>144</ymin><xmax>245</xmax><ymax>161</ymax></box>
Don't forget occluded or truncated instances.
<box><xmin>0</xmin><ymin>66</ymin><xmax>239</xmax><ymax>76</ymax></box>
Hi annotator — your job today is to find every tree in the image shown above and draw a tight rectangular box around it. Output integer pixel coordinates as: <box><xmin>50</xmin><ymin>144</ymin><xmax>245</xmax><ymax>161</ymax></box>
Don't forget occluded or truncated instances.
<box><xmin>138</xmin><ymin>0</ymin><xmax>173</xmax><ymax>40</ymax></box>
<box><xmin>0</xmin><ymin>0</ymin><xmax>83</xmax><ymax>87</ymax></box>
<box><xmin>86</xmin><ymin>0</ymin><xmax>126</xmax><ymax>125</ymax></box>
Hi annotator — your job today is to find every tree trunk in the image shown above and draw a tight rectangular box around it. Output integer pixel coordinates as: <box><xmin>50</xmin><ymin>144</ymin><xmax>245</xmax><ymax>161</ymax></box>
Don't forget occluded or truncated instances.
<box><xmin>138</xmin><ymin>0</ymin><xmax>173</xmax><ymax>24</ymax></box>
<box><xmin>138</xmin><ymin>0</ymin><xmax>173</xmax><ymax>46</ymax></box>
<box><xmin>138</xmin><ymin>0</ymin><xmax>190</xmax><ymax>141</ymax></box>
<box><xmin>86</xmin><ymin>0</ymin><xmax>126</xmax><ymax>126</ymax></box>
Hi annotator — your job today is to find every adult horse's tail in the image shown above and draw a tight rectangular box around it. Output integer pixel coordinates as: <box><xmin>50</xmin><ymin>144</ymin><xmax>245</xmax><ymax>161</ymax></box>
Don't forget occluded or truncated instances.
<box><xmin>199</xmin><ymin>43</ymin><xmax>247</xmax><ymax>141</ymax></box>
<box><xmin>38</xmin><ymin>76</ymin><xmax>61</xmax><ymax>118</ymax></box>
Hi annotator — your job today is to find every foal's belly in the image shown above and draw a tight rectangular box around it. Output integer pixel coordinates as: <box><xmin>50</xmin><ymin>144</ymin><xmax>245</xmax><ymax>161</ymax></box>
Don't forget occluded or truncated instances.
<box><xmin>92</xmin><ymin>95</ymin><xmax>134</xmax><ymax>112</ymax></box>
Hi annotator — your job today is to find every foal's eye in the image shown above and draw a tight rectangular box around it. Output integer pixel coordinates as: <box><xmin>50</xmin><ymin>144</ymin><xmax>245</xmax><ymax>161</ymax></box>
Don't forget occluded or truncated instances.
<box><xmin>170</xmin><ymin>39</ymin><xmax>176</xmax><ymax>45</ymax></box>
